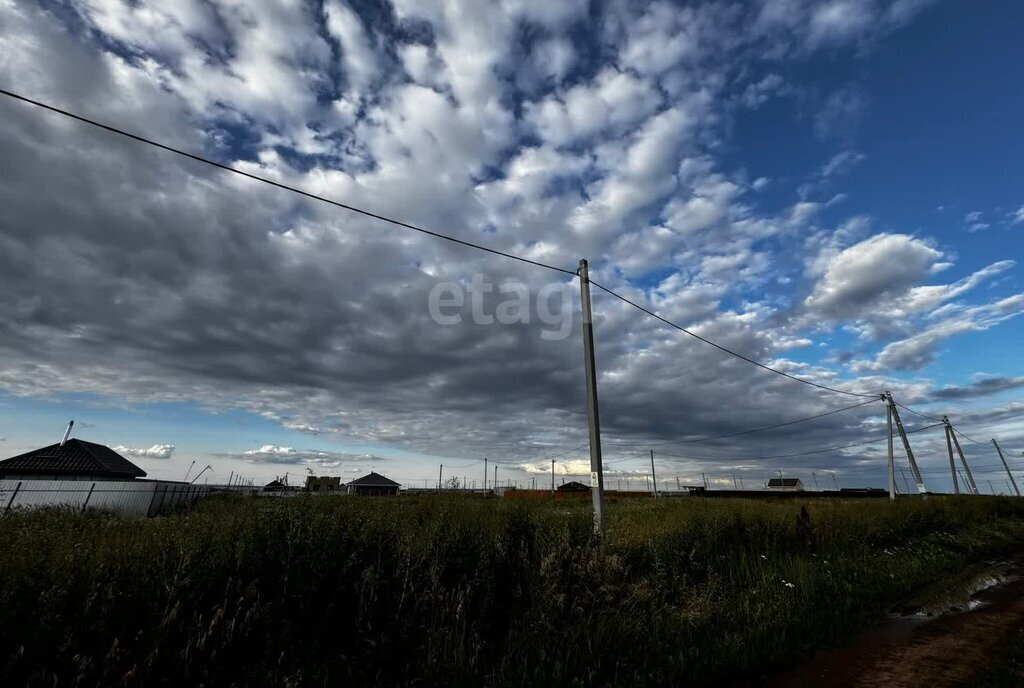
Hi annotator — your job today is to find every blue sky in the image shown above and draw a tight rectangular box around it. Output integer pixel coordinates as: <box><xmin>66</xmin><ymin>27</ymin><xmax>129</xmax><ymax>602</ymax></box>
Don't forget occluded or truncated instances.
<box><xmin>0</xmin><ymin>0</ymin><xmax>1021</xmax><ymax>491</ymax></box>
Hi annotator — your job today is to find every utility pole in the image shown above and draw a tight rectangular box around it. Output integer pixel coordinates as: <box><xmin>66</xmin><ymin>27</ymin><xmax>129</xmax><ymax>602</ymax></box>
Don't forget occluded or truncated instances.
<box><xmin>899</xmin><ymin>467</ymin><xmax>911</xmax><ymax>494</ymax></box>
<box><xmin>702</xmin><ymin>472</ymin><xmax>708</xmax><ymax>490</ymax></box>
<box><xmin>183</xmin><ymin>460</ymin><xmax>196</xmax><ymax>482</ymax></box>
<box><xmin>943</xmin><ymin>419</ymin><xmax>960</xmax><ymax>495</ymax></box>
<box><xmin>993</xmin><ymin>439</ymin><xmax>1020</xmax><ymax>496</ymax></box>
<box><xmin>831</xmin><ymin>473</ymin><xmax>840</xmax><ymax>490</ymax></box>
<box><xmin>676</xmin><ymin>476</ymin><xmax>681</xmax><ymax>491</ymax></box>
<box><xmin>551</xmin><ymin>458</ymin><xmax>555</xmax><ymax>495</ymax></box>
<box><xmin>650</xmin><ymin>450</ymin><xmax>658</xmax><ymax>498</ymax></box>
<box><xmin>947</xmin><ymin>421</ymin><xmax>978</xmax><ymax>495</ymax></box>
<box><xmin>438</xmin><ymin>464</ymin><xmax>443</xmax><ymax>491</ymax></box>
<box><xmin>812</xmin><ymin>471</ymin><xmax>820</xmax><ymax>491</ymax></box>
<box><xmin>885</xmin><ymin>392</ymin><xmax>927</xmax><ymax>495</ymax></box>
<box><xmin>578</xmin><ymin>262</ymin><xmax>605</xmax><ymax>535</ymax></box>
<box><xmin>494</xmin><ymin>464</ymin><xmax>498</xmax><ymax>491</ymax></box>
<box><xmin>887</xmin><ymin>397</ymin><xmax>896</xmax><ymax>501</ymax></box>
<box><xmin>988</xmin><ymin>479</ymin><xmax>995</xmax><ymax>495</ymax></box>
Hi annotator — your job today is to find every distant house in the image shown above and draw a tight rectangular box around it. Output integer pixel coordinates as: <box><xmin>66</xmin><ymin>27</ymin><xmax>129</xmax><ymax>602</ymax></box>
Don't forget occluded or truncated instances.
<box><xmin>767</xmin><ymin>477</ymin><xmax>803</xmax><ymax>491</ymax></box>
<box><xmin>346</xmin><ymin>472</ymin><xmax>400</xmax><ymax>496</ymax></box>
<box><xmin>306</xmin><ymin>476</ymin><xmax>341</xmax><ymax>492</ymax></box>
<box><xmin>557</xmin><ymin>481</ymin><xmax>590</xmax><ymax>492</ymax></box>
<box><xmin>263</xmin><ymin>479</ymin><xmax>287</xmax><ymax>492</ymax></box>
<box><xmin>0</xmin><ymin>439</ymin><xmax>146</xmax><ymax>482</ymax></box>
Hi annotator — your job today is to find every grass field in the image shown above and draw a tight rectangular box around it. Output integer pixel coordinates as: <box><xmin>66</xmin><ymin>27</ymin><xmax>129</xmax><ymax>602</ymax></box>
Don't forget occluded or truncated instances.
<box><xmin>4</xmin><ymin>494</ymin><xmax>1024</xmax><ymax>686</ymax></box>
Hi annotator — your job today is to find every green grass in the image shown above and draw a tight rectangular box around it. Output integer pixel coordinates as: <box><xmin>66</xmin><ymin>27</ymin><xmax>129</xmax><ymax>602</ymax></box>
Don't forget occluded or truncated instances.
<box><xmin>3</xmin><ymin>494</ymin><xmax>1024</xmax><ymax>686</ymax></box>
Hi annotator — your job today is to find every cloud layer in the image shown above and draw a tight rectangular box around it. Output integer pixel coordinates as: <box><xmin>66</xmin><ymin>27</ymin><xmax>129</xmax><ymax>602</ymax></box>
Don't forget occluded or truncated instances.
<box><xmin>0</xmin><ymin>0</ymin><xmax>1019</xmax><ymax>486</ymax></box>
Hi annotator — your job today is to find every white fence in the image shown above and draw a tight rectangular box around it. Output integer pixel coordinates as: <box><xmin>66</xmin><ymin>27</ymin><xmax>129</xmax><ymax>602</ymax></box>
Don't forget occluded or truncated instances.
<box><xmin>0</xmin><ymin>479</ymin><xmax>212</xmax><ymax>516</ymax></box>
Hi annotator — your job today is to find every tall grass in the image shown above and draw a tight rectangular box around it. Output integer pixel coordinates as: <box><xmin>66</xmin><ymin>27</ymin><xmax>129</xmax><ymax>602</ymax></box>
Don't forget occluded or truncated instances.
<box><xmin>3</xmin><ymin>495</ymin><xmax>1024</xmax><ymax>686</ymax></box>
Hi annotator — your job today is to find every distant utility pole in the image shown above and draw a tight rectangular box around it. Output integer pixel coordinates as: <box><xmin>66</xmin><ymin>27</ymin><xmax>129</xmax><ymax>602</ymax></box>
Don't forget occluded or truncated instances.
<box><xmin>578</xmin><ymin>260</ymin><xmax>606</xmax><ymax>535</ymax></box>
<box><xmin>831</xmin><ymin>472</ymin><xmax>840</xmax><ymax>490</ymax></box>
<box><xmin>676</xmin><ymin>476</ymin><xmax>681</xmax><ymax>491</ymax></box>
<box><xmin>702</xmin><ymin>472</ymin><xmax>709</xmax><ymax>490</ymax></box>
<box><xmin>899</xmin><ymin>468</ymin><xmax>911</xmax><ymax>494</ymax></box>
<box><xmin>551</xmin><ymin>458</ymin><xmax>555</xmax><ymax>495</ymax></box>
<box><xmin>944</xmin><ymin>418</ymin><xmax>960</xmax><ymax>495</ymax></box>
<box><xmin>484</xmin><ymin>457</ymin><xmax>488</xmax><ymax>490</ymax></box>
<box><xmin>183</xmin><ymin>460</ymin><xmax>196</xmax><ymax>482</ymax></box>
<box><xmin>812</xmin><ymin>472</ymin><xmax>820</xmax><ymax>491</ymax></box>
<box><xmin>885</xmin><ymin>392</ymin><xmax>927</xmax><ymax>495</ymax></box>
<box><xmin>733</xmin><ymin>474</ymin><xmax>738</xmax><ymax>490</ymax></box>
<box><xmin>886</xmin><ymin>396</ymin><xmax>896</xmax><ymax>501</ymax></box>
<box><xmin>494</xmin><ymin>464</ymin><xmax>497</xmax><ymax>490</ymax></box>
<box><xmin>650</xmin><ymin>450</ymin><xmax>658</xmax><ymax>498</ymax></box>
<box><xmin>438</xmin><ymin>464</ymin><xmax>443</xmax><ymax>491</ymax></box>
<box><xmin>944</xmin><ymin>416</ymin><xmax>978</xmax><ymax>495</ymax></box>
<box><xmin>992</xmin><ymin>439</ymin><xmax>1020</xmax><ymax>496</ymax></box>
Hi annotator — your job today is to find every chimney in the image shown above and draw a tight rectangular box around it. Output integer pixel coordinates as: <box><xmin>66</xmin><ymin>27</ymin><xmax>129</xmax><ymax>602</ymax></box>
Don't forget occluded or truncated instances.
<box><xmin>60</xmin><ymin>420</ymin><xmax>74</xmax><ymax>446</ymax></box>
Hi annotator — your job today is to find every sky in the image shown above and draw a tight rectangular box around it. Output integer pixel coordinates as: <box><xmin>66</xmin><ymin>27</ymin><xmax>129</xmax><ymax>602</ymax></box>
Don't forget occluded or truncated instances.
<box><xmin>0</xmin><ymin>0</ymin><xmax>1022</xmax><ymax>492</ymax></box>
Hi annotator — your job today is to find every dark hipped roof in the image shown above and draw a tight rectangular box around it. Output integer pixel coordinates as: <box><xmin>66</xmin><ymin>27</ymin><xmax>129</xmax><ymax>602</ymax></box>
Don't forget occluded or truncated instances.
<box><xmin>767</xmin><ymin>477</ymin><xmax>802</xmax><ymax>487</ymax></box>
<box><xmin>347</xmin><ymin>472</ymin><xmax>400</xmax><ymax>487</ymax></box>
<box><xmin>557</xmin><ymin>481</ymin><xmax>590</xmax><ymax>491</ymax></box>
<box><xmin>0</xmin><ymin>439</ymin><xmax>146</xmax><ymax>478</ymax></box>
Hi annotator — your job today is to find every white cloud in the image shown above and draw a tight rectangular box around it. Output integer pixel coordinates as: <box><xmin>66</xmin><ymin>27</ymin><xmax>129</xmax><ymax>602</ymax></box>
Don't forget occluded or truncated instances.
<box><xmin>113</xmin><ymin>444</ymin><xmax>176</xmax><ymax>459</ymax></box>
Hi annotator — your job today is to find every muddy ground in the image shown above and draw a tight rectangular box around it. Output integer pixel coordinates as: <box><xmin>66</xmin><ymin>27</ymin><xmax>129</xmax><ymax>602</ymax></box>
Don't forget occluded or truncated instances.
<box><xmin>744</xmin><ymin>561</ymin><xmax>1024</xmax><ymax>687</ymax></box>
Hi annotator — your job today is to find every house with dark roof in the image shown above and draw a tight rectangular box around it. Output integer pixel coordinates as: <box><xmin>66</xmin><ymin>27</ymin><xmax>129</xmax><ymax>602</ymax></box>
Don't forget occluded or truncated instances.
<box><xmin>557</xmin><ymin>481</ymin><xmax>590</xmax><ymax>492</ymax></box>
<box><xmin>346</xmin><ymin>472</ymin><xmax>400</xmax><ymax>496</ymax></box>
<box><xmin>0</xmin><ymin>439</ymin><xmax>146</xmax><ymax>481</ymax></box>
<box><xmin>766</xmin><ymin>477</ymin><xmax>803</xmax><ymax>491</ymax></box>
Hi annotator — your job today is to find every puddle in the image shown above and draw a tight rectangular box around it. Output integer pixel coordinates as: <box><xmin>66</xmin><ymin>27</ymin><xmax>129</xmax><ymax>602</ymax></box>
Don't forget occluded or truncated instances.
<box><xmin>891</xmin><ymin>560</ymin><xmax>1020</xmax><ymax>618</ymax></box>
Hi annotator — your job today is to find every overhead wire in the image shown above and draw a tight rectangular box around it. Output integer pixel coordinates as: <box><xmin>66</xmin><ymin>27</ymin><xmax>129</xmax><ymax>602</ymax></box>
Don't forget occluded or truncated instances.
<box><xmin>648</xmin><ymin>422</ymin><xmax>944</xmax><ymax>463</ymax></box>
<box><xmin>588</xmin><ymin>280</ymin><xmax>881</xmax><ymax>399</ymax></box>
<box><xmin>0</xmin><ymin>88</ymin><xmax>577</xmax><ymax>277</ymax></box>
<box><xmin>643</xmin><ymin>397</ymin><xmax>880</xmax><ymax>447</ymax></box>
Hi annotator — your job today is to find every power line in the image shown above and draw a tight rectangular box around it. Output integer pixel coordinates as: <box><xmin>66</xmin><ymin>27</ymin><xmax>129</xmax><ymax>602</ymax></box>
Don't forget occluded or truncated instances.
<box><xmin>644</xmin><ymin>397</ymin><xmax>879</xmax><ymax>447</ymax></box>
<box><xmin>650</xmin><ymin>422</ymin><xmax>943</xmax><ymax>462</ymax></box>
<box><xmin>0</xmin><ymin>88</ymin><xmax>577</xmax><ymax>277</ymax></box>
<box><xmin>589</xmin><ymin>280</ymin><xmax>880</xmax><ymax>399</ymax></box>
<box><xmin>893</xmin><ymin>401</ymin><xmax>943</xmax><ymax>424</ymax></box>
<box><xmin>951</xmin><ymin>426</ymin><xmax>985</xmax><ymax>445</ymax></box>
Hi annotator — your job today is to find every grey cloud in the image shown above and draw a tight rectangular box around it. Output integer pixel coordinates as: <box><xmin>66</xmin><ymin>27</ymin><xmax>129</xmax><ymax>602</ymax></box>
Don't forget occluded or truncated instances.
<box><xmin>0</xmin><ymin>0</ymin><xmax>1012</xmax><ymax>493</ymax></box>
<box><xmin>931</xmin><ymin>377</ymin><xmax>1024</xmax><ymax>402</ymax></box>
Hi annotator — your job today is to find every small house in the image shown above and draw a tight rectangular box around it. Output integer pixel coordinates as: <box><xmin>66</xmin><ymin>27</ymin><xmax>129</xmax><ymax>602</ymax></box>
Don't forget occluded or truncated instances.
<box><xmin>263</xmin><ymin>479</ymin><xmax>287</xmax><ymax>492</ymax></box>
<box><xmin>0</xmin><ymin>439</ymin><xmax>146</xmax><ymax>482</ymax></box>
<box><xmin>557</xmin><ymin>481</ymin><xmax>590</xmax><ymax>492</ymax></box>
<box><xmin>346</xmin><ymin>472</ymin><xmax>400</xmax><ymax>496</ymax></box>
<box><xmin>766</xmin><ymin>477</ymin><xmax>803</xmax><ymax>491</ymax></box>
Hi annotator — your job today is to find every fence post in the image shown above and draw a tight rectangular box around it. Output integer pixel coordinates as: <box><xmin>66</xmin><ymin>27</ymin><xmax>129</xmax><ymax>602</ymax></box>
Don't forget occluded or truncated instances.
<box><xmin>4</xmin><ymin>482</ymin><xmax>23</xmax><ymax>513</ymax></box>
<box><xmin>81</xmin><ymin>482</ymin><xmax>96</xmax><ymax>512</ymax></box>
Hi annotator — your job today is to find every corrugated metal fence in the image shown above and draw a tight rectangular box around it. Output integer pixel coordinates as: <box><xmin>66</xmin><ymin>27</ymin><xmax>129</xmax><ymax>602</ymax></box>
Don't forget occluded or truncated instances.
<box><xmin>0</xmin><ymin>480</ymin><xmax>212</xmax><ymax>516</ymax></box>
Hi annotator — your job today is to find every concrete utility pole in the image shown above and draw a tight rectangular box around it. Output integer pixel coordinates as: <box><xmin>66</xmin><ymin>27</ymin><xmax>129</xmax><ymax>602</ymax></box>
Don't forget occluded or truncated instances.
<box><xmin>438</xmin><ymin>464</ymin><xmax>443</xmax><ymax>491</ymax></box>
<box><xmin>812</xmin><ymin>472</ymin><xmax>820</xmax><ymax>491</ymax></box>
<box><xmin>887</xmin><ymin>399</ymin><xmax>896</xmax><ymax>501</ymax></box>
<box><xmin>831</xmin><ymin>473</ymin><xmax>840</xmax><ymax>490</ymax></box>
<box><xmin>885</xmin><ymin>392</ymin><xmax>927</xmax><ymax>495</ymax></box>
<box><xmin>702</xmin><ymin>472</ymin><xmax>709</xmax><ymax>490</ymax></box>
<box><xmin>943</xmin><ymin>420</ymin><xmax>960</xmax><ymax>495</ymax></box>
<box><xmin>946</xmin><ymin>419</ymin><xmax>978</xmax><ymax>495</ymax></box>
<box><xmin>650</xmin><ymin>450</ymin><xmax>658</xmax><ymax>498</ymax></box>
<box><xmin>183</xmin><ymin>460</ymin><xmax>196</xmax><ymax>482</ymax></box>
<box><xmin>551</xmin><ymin>458</ymin><xmax>555</xmax><ymax>495</ymax></box>
<box><xmin>676</xmin><ymin>476</ymin><xmax>681</xmax><ymax>491</ymax></box>
<box><xmin>494</xmin><ymin>464</ymin><xmax>498</xmax><ymax>490</ymax></box>
<box><xmin>992</xmin><ymin>439</ymin><xmax>1020</xmax><ymax>496</ymax></box>
<box><xmin>578</xmin><ymin>259</ymin><xmax>606</xmax><ymax>535</ymax></box>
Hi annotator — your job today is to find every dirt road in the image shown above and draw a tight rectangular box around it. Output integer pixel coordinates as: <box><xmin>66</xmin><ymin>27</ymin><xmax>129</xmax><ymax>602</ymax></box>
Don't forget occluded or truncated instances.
<box><xmin>760</xmin><ymin>568</ymin><xmax>1024</xmax><ymax>687</ymax></box>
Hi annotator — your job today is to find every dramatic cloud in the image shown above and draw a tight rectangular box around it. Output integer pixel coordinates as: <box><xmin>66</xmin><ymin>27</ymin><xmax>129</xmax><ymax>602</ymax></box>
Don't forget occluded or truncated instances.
<box><xmin>0</xmin><ymin>0</ymin><xmax>1016</xmax><ymax>489</ymax></box>
<box><xmin>931</xmin><ymin>377</ymin><xmax>1024</xmax><ymax>402</ymax></box>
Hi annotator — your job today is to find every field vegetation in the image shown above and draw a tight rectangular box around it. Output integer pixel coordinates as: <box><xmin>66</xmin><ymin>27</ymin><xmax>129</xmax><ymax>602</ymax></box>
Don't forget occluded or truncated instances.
<box><xmin>3</xmin><ymin>494</ymin><xmax>1024</xmax><ymax>686</ymax></box>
